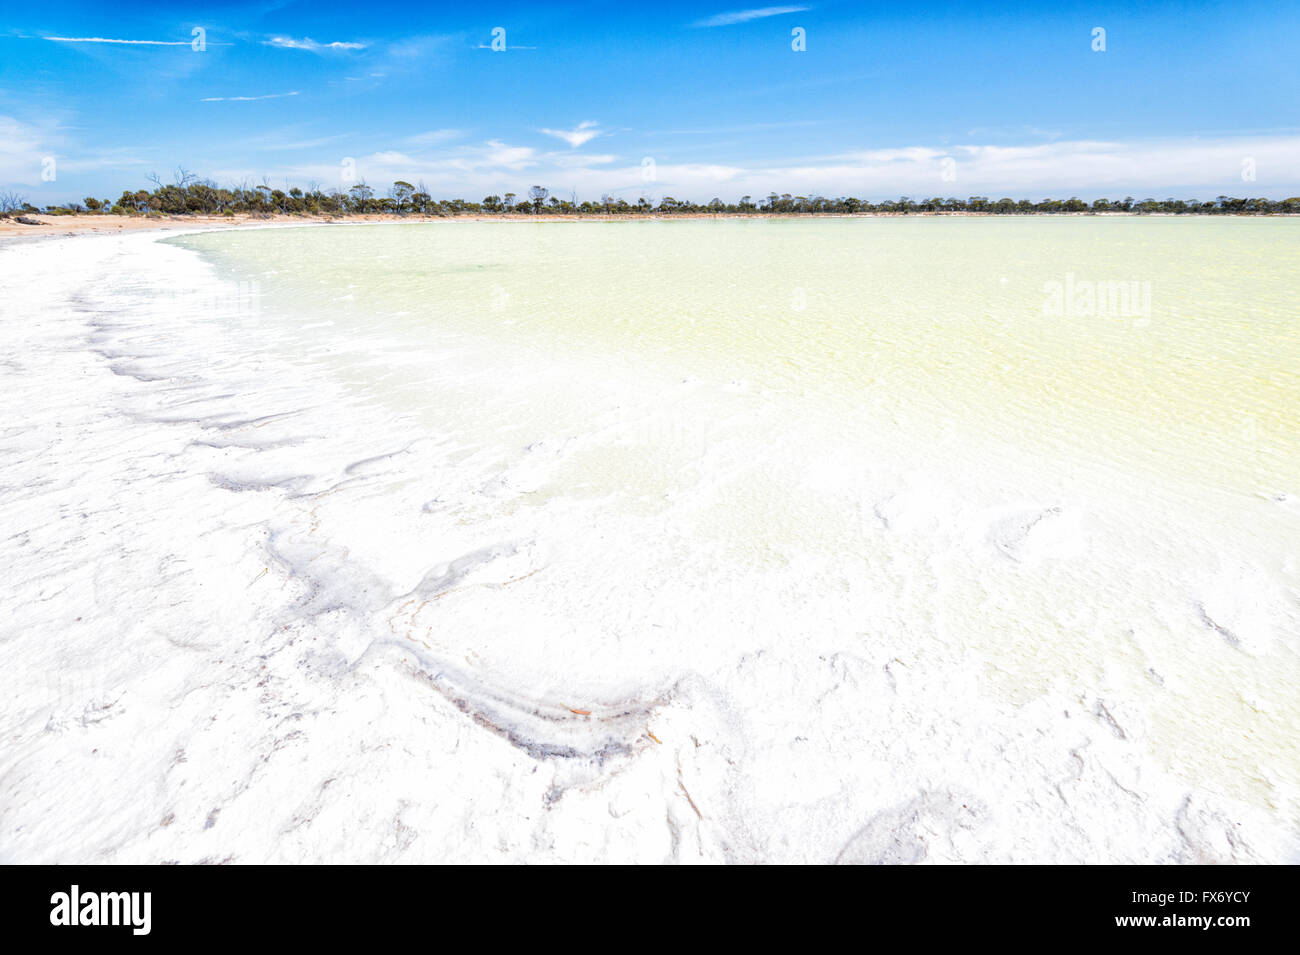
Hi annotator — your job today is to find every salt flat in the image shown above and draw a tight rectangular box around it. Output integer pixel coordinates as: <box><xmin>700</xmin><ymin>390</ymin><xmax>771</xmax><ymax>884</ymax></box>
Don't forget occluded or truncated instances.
<box><xmin>1</xmin><ymin>219</ymin><xmax>1296</xmax><ymax>863</ymax></box>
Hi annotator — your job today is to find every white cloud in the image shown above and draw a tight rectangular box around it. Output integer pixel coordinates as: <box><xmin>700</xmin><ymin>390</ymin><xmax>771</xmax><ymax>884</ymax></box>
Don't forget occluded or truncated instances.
<box><xmin>627</xmin><ymin>135</ymin><xmax>1295</xmax><ymax>199</ymax></box>
<box><xmin>265</xmin><ymin>36</ymin><xmax>366</xmax><ymax>52</ymax></box>
<box><xmin>43</xmin><ymin>36</ymin><xmax>191</xmax><ymax>45</ymax></box>
<box><xmin>202</xmin><ymin>91</ymin><xmax>300</xmax><ymax>102</ymax></box>
<box><xmin>482</xmin><ymin>141</ymin><xmax>539</xmax><ymax>170</ymax></box>
<box><xmin>694</xmin><ymin>6</ymin><xmax>810</xmax><ymax>28</ymax></box>
<box><xmin>0</xmin><ymin>115</ymin><xmax>54</xmax><ymax>185</ymax></box>
<box><xmin>539</xmin><ymin>121</ymin><xmax>601</xmax><ymax>148</ymax></box>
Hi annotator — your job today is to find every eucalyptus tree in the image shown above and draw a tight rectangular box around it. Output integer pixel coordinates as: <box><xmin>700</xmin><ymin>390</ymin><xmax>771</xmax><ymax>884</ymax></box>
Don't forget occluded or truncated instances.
<box><xmin>390</xmin><ymin>181</ymin><xmax>415</xmax><ymax>213</ymax></box>
<box><xmin>348</xmin><ymin>182</ymin><xmax>375</xmax><ymax>213</ymax></box>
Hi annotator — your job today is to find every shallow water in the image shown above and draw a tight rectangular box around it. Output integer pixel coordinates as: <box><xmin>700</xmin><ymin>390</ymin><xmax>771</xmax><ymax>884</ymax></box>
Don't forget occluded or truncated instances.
<box><xmin>2</xmin><ymin>219</ymin><xmax>1297</xmax><ymax>863</ymax></box>
<box><xmin>177</xmin><ymin>217</ymin><xmax>1300</xmax><ymax>497</ymax></box>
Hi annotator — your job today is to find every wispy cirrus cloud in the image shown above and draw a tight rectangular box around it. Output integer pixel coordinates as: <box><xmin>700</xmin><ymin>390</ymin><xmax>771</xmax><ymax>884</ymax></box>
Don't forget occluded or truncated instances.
<box><xmin>265</xmin><ymin>36</ymin><xmax>366</xmax><ymax>52</ymax></box>
<box><xmin>540</xmin><ymin>121</ymin><xmax>601</xmax><ymax>148</ymax></box>
<box><xmin>202</xmin><ymin>91</ymin><xmax>300</xmax><ymax>102</ymax></box>
<box><xmin>693</xmin><ymin>6</ymin><xmax>809</xmax><ymax>28</ymax></box>
<box><xmin>43</xmin><ymin>36</ymin><xmax>192</xmax><ymax>45</ymax></box>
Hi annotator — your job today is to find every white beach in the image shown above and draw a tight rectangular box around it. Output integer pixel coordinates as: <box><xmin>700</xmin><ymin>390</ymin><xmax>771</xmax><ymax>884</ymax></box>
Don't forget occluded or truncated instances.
<box><xmin>1</xmin><ymin>219</ymin><xmax>1296</xmax><ymax>863</ymax></box>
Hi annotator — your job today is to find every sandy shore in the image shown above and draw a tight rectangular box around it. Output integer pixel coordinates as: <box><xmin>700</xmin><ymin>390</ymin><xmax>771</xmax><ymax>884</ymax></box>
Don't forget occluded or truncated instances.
<box><xmin>7</xmin><ymin>209</ymin><xmax>1281</xmax><ymax>241</ymax></box>
<box><xmin>0</xmin><ymin>211</ymin><xmax>942</xmax><ymax>241</ymax></box>
<box><xmin>0</xmin><ymin>213</ymin><xmax>437</xmax><ymax>240</ymax></box>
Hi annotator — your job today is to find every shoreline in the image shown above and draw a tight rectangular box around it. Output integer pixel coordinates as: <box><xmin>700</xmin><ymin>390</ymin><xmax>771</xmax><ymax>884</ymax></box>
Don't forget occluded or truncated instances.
<box><xmin>3</xmin><ymin>209</ymin><xmax>1297</xmax><ymax>241</ymax></box>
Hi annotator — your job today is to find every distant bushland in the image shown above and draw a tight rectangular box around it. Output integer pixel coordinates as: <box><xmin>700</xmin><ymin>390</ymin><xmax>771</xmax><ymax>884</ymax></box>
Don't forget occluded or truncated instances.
<box><xmin>15</xmin><ymin>171</ymin><xmax>1300</xmax><ymax>218</ymax></box>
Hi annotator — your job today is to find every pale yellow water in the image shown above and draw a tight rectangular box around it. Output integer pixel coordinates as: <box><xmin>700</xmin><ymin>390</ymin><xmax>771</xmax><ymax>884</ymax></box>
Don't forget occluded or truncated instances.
<box><xmin>179</xmin><ymin>218</ymin><xmax>1300</xmax><ymax>500</ymax></box>
<box><xmin>170</xmin><ymin>218</ymin><xmax>1300</xmax><ymax>823</ymax></box>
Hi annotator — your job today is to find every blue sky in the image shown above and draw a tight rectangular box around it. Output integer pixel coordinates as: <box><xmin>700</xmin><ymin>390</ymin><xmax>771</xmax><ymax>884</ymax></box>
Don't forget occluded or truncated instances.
<box><xmin>3</xmin><ymin>1</ymin><xmax>1298</xmax><ymax>204</ymax></box>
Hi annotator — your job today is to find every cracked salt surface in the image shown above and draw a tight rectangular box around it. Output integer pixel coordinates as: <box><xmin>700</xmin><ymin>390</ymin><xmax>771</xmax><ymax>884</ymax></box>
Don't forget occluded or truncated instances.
<box><xmin>0</xmin><ymin>219</ymin><xmax>1297</xmax><ymax>863</ymax></box>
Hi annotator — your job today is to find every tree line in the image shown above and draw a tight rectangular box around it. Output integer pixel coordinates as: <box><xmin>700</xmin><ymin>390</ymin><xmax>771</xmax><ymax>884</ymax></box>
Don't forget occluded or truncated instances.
<box><xmin>4</xmin><ymin>172</ymin><xmax>1298</xmax><ymax>218</ymax></box>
